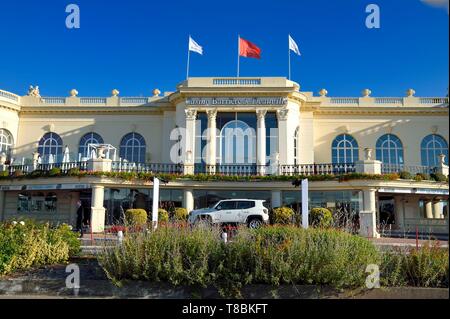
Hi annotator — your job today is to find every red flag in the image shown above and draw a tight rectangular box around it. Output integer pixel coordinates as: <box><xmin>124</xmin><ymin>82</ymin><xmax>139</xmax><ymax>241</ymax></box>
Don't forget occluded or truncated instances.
<box><xmin>239</xmin><ymin>37</ymin><xmax>261</xmax><ymax>59</ymax></box>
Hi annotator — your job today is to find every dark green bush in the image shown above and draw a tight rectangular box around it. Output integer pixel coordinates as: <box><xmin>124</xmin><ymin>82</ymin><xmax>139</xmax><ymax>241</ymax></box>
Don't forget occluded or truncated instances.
<box><xmin>399</xmin><ymin>171</ymin><xmax>413</xmax><ymax>180</ymax></box>
<box><xmin>125</xmin><ymin>209</ymin><xmax>147</xmax><ymax>226</ymax></box>
<box><xmin>430</xmin><ymin>173</ymin><xmax>448</xmax><ymax>182</ymax></box>
<box><xmin>270</xmin><ymin>207</ymin><xmax>294</xmax><ymax>225</ymax></box>
<box><xmin>310</xmin><ymin>207</ymin><xmax>333</xmax><ymax>228</ymax></box>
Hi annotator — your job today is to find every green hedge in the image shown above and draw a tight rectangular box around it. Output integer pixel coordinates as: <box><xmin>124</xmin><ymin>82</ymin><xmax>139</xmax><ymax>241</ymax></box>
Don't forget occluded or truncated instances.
<box><xmin>98</xmin><ymin>226</ymin><xmax>381</xmax><ymax>297</ymax></box>
<box><xmin>270</xmin><ymin>207</ymin><xmax>294</xmax><ymax>225</ymax></box>
<box><xmin>125</xmin><ymin>209</ymin><xmax>148</xmax><ymax>226</ymax></box>
<box><xmin>310</xmin><ymin>207</ymin><xmax>333</xmax><ymax>228</ymax></box>
<box><xmin>0</xmin><ymin>221</ymin><xmax>80</xmax><ymax>276</ymax></box>
<box><xmin>173</xmin><ymin>208</ymin><xmax>189</xmax><ymax>221</ymax></box>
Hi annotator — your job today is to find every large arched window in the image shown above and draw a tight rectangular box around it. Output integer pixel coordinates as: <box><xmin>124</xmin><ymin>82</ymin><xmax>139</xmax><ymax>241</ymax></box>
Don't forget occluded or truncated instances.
<box><xmin>332</xmin><ymin>134</ymin><xmax>359</xmax><ymax>164</ymax></box>
<box><xmin>0</xmin><ymin>128</ymin><xmax>14</xmax><ymax>157</ymax></box>
<box><xmin>119</xmin><ymin>132</ymin><xmax>146</xmax><ymax>162</ymax></box>
<box><xmin>421</xmin><ymin>134</ymin><xmax>448</xmax><ymax>167</ymax></box>
<box><xmin>38</xmin><ymin>132</ymin><xmax>63</xmax><ymax>163</ymax></box>
<box><xmin>79</xmin><ymin>132</ymin><xmax>104</xmax><ymax>158</ymax></box>
<box><xmin>294</xmin><ymin>127</ymin><xmax>300</xmax><ymax>165</ymax></box>
<box><xmin>376</xmin><ymin>134</ymin><xmax>404</xmax><ymax>165</ymax></box>
<box><xmin>220</xmin><ymin>120</ymin><xmax>256</xmax><ymax>164</ymax></box>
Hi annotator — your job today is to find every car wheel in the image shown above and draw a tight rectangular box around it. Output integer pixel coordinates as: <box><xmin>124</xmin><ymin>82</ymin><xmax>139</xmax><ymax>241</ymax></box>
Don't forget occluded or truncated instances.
<box><xmin>247</xmin><ymin>218</ymin><xmax>262</xmax><ymax>229</ymax></box>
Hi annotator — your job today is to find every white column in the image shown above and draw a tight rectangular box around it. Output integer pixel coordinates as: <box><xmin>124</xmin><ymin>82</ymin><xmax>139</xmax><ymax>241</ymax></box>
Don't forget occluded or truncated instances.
<box><xmin>206</xmin><ymin>109</ymin><xmax>217</xmax><ymax>174</ymax></box>
<box><xmin>271</xmin><ymin>190</ymin><xmax>281</xmax><ymax>208</ymax></box>
<box><xmin>360</xmin><ymin>188</ymin><xmax>380</xmax><ymax>238</ymax></box>
<box><xmin>276</xmin><ymin>108</ymin><xmax>289</xmax><ymax>166</ymax></box>
<box><xmin>256</xmin><ymin>109</ymin><xmax>267</xmax><ymax>175</ymax></box>
<box><xmin>0</xmin><ymin>190</ymin><xmax>5</xmax><ymax>222</ymax></box>
<box><xmin>425</xmin><ymin>200</ymin><xmax>433</xmax><ymax>219</ymax></box>
<box><xmin>90</xmin><ymin>185</ymin><xmax>105</xmax><ymax>233</ymax></box>
<box><xmin>433</xmin><ymin>201</ymin><xmax>442</xmax><ymax>219</ymax></box>
<box><xmin>184</xmin><ymin>109</ymin><xmax>197</xmax><ymax>175</ymax></box>
<box><xmin>363</xmin><ymin>188</ymin><xmax>377</xmax><ymax>212</ymax></box>
<box><xmin>183</xmin><ymin>188</ymin><xmax>194</xmax><ymax>213</ymax></box>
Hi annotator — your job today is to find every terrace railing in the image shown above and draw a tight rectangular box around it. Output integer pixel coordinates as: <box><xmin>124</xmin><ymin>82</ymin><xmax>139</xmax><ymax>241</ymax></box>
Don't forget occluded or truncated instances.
<box><xmin>194</xmin><ymin>164</ymin><xmax>274</xmax><ymax>176</ymax></box>
<box><xmin>8</xmin><ymin>161</ymin><xmax>88</xmax><ymax>175</ymax></box>
<box><xmin>381</xmin><ymin>164</ymin><xmax>432</xmax><ymax>174</ymax></box>
<box><xmin>1</xmin><ymin>161</ymin><xmax>443</xmax><ymax>178</ymax></box>
<box><xmin>111</xmin><ymin>162</ymin><xmax>183</xmax><ymax>174</ymax></box>
<box><xmin>280</xmin><ymin>163</ymin><xmax>356</xmax><ymax>176</ymax></box>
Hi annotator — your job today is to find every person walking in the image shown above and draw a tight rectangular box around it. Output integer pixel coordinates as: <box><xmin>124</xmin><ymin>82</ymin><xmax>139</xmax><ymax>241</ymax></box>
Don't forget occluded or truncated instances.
<box><xmin>76</xmin><ymin>200</ymin><xmax>85</xmax><ymax>237</ymax></box>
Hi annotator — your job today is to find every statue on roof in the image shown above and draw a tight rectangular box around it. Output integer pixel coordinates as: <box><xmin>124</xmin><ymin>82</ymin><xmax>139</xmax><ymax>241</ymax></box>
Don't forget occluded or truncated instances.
<box><xmin>27</xmin><ymin>85</ymin><xmax>41</xmax><ymax>97</ymax></box>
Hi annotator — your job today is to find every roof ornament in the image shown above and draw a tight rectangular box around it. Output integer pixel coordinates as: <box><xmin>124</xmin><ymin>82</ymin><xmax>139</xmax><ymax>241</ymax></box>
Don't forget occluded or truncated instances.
<box><xmin>70</xmin><ymin>89</ymin><xmax>79</xmax><ymax>97</ymax></box>
<box><xmin>361</xmin><ymin>89</ymin><xmax>372</xmax><ymax>97</ymax></box>
<box><xmin>111</xmin><ymin>89</ymin><xmax>120</xmax><ymax>97</ymax></box>
<box><xmin>153</xmin><ymin>88</ymin><xmax>161</xmax><ymax>97</ymax></box>
<box><xmin>406</xmin><ymin>88</ymin><xmax>415</xmax><ymax>97</ymax></box>
<box><xmin>27</xmin><ymin>85</ymin><xmax>41</xmax><ymax>97</ymax></box>
<box><xmin>319</xmin><ymin>88</ymin><xmax>328</xmax><ymax>97</ymax></box>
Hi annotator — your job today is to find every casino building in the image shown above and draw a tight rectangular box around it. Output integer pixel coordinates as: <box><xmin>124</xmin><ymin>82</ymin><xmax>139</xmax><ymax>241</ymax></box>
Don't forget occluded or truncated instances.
<box><xmin>0</xmin><ymin>77</ymin><xmax>448</xmax><ymax>237</ymax></box>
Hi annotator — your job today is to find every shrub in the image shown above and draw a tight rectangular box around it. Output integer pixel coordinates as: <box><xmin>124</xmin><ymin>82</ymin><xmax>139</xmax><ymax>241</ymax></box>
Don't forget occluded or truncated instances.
<box><xmin>67</xmin><ymin>167</ymin><xmax>81</xmax><ymax>176</ymax></box>
<box><xmin>48</xmin><ymin>167</ymin><xmax>62</xmax><ymax>176</ymax></box>
<box><xmin>13</xmin><ymin>169</ymin><xmax>24</xmax><ymax>177</ymax></box>
<box><xmin>430</xmin><ymin>173</ymin><xmax>448</xmax><ymax>182</ymax></box>
<box><xmin>310</xmin><ymin>207</ymin><xmax>333</xmax><ymax>228</ymax></box>
<box><xmin>414</xmin><ymin>173</ymin><xmax>430</xmax><ymax>181</ymax></box>
<box><xmin>158</xmin><ymin>208</ymin><xmax>169</xmax><ymax>222</ymax></box>
<box><xmin>270</xmin><ymin>207</ymin><xmax>294</xmax><ymax>225</ymax></box>
<box><xmin>0</xmin><ymin>171</ymin><xmax>9</xmax><ymax>178</ymax></box>
<box><xmin>173</xmin><ymin>208</ymin><xmax>189</xmax><ymax>221</ymax></box>
<box><xmin>0</xmin><ymin>221</ymin><xmax>80</xmax><ymax>276</ymax></box>
<box><xmin>381</xmin><ymin>244</ymin><xmax>449</xmax><ymax>288</ymax></box>
<box><xmin>125</xmin><ymin>209</ymin><xmax>147</xmax><ymax>226</ymax></box>
<box><xmin>98</xmin><ymin>226</ymin><xmax>381</xmax><ymax>297</ymax></box>
<box><xmin>399</xmin><ymin>171</ymin><xmax>413</xmax><ymax>180</ymax></box>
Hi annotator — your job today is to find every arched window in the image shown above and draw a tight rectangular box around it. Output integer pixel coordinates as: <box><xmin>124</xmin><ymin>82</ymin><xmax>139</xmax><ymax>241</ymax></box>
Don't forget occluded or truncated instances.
<box><xmin>294</xmin><ymin>127</ymin><xmax>300</xmax><ymax>165</ymax></box>
<box><xmin>332</xmin><ymin>134</ymin><xmax>359</xmax><ymax>164</ymax></box>
<box><xmin>421</xmin><ymin>134</ymin><xmax>448</xmax><ymax>167</ymax></box>
<box><xmin>0</xmin><ymin>128</ymin><xmax>14</xmax><ymax>157</ymax></box>
<box><xmin>38</xmin><ymin>132</ymin><xmax>63</xmax><ymax>163</ymax></box>
<box><xmin>79</xmin><ymin>132</ymin><xmax>104</xmax><ymax>158</ymax></box>
<box><xmin>376</xmin><ymin>134</ymin><xmax>404</xmax><ymax>165</ymax></box>
<box><xmin>220</xmin><ymin>120</ymin><xmax>256</xmax><ymax>164</ymax></box>
<box><xmin>119</xmin><ymin>132</ymin><xmax>146</xmax><ymax>162</ymax></box>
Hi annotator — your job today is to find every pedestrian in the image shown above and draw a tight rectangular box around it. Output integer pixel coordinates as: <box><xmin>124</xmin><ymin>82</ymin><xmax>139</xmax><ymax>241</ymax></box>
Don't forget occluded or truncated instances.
<box><xmin>76</xmin><ymin>200</ymin><xmax>84</xmax><ymax>237</ymax></box>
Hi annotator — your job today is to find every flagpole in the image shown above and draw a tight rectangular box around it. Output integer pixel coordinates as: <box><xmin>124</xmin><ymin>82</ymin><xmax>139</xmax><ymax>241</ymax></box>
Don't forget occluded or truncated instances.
<box><xmin>288</xmin><ymin>35</ymin><xmax>291</xmax><ymax>80</ymax></box>
<box><xmin>237</xmin><ymin>35</ymin><xmax>240</xmax><ymax>78</ymax></box>
<box><xmin>186</xmin><ymin>35</ymin><xmax>191</xmax><ymax>80</ymax></box>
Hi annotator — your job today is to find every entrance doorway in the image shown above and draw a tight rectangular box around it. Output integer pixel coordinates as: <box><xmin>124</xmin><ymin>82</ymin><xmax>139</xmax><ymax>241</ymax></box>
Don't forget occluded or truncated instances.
<box><xmin>79</xmin><ymin>190</ymin><xmax>92</xmax><ymax>227</ymax></box>
<box><xmin>378</xmin><ymin>196</ymin><xmax>395</xmax><ymax>226</ymax></box>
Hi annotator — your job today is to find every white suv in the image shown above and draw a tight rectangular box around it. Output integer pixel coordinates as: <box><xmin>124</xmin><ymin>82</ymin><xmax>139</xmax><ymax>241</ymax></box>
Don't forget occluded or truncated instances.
<box><xmin>188</xmin><ymin>199</ymin><xmax>270</xmax><ymax>229</ymax></box>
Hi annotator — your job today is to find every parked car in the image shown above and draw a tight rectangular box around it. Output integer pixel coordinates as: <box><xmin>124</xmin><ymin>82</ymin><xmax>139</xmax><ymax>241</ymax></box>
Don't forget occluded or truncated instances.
<box><xmin>188</xmin><ymin>199</ymin><xmax>270</xmax><ymax>228</ymax></box>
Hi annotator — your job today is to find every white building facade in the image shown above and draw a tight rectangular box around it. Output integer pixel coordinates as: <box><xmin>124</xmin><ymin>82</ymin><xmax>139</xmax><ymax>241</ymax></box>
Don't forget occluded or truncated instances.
<box><xmin>0</xmin><ymin>78</ymin><xmax>448</xmax><ymax>237</ymax></box>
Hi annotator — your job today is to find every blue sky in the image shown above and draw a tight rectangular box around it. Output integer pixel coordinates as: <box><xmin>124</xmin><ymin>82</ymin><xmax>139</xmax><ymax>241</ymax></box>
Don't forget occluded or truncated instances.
<box><xmin>0</xmin><ymin>0</ymin><xmax>448</xmax><ymax>97</ymax></box>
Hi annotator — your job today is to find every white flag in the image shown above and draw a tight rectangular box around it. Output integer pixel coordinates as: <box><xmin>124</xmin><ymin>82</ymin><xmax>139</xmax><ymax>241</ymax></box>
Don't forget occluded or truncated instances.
<box><xmin>189</xmin><ymin>36</ymin><xmax>203</xmax><ymax>55</ymax></box>
<box><xmin>289</xmin><ymin>35</ymin><xmax>301</xmax><ymax>56</ymax></box>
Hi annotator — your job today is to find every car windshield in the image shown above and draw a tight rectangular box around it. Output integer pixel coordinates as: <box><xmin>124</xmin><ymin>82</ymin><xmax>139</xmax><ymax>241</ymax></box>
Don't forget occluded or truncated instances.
<box><xmin>208</xmin><ymin>202</ymin><xmax>219</xmax><ymax>209</ymax></box>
